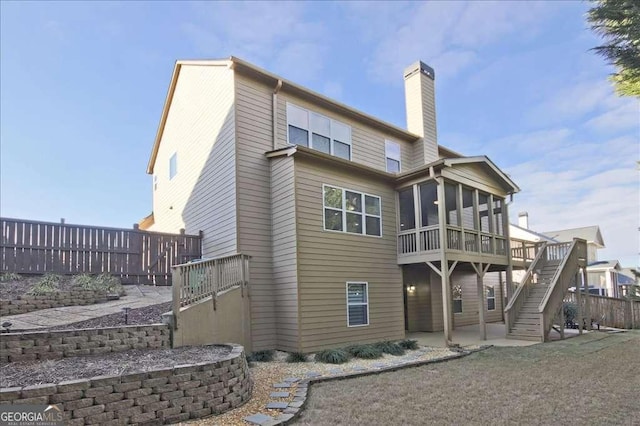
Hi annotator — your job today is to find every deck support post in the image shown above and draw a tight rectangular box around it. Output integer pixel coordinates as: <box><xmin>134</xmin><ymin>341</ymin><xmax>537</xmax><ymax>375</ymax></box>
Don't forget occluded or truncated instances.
<box><xmin>582</xmin><ymin>267</ymin><xmax>592</xmax><ymax>331</ymax></box>
<box><xmin>436</xmin><ymin>177</ymin><xmax>454</xmax><ymax>346</ymax></box>
<box><xmin>576</xmin><ymin>269</ymin><xmax>583</xmax><ymax>335</ymax></box>
<box><xmin>471</xmin><ymin>262</ymin><xmax>491</xmax><ymax>341</ymax></box>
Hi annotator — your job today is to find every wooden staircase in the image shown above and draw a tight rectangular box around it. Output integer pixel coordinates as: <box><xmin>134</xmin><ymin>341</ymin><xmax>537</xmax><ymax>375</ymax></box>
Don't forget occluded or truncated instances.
<box><xmin>509</xmin><ymin>260</ymin><xmax>560</xmax><ymax>340</ymax></box>
<box><xmin>505</xmin><ymin>239</ymin><xmax>587</xmax><ymax>342</ymax></box>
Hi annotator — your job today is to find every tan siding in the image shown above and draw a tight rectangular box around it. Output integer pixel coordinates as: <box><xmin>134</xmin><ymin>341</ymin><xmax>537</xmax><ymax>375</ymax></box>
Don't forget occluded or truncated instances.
<box><xmin>276</xmin><ymin>93</ymin><xmax>415</xmax><ymax>174</ymax></box>
<box><xmin>449</xmin><ymin>271</ymin><xmax>504</xmax><ymax>328</ymax></box>
<box><xmin>270</xmin><ymin>155</ymin><xmax>299</xmax><ymax>351</ymax></box>
<box><xmin>150</xmin><ymin>65</ymin><xmax>237</xmax><ymax>258</ymax></box>
<box><xmin>430</xmin><ymin>273</ymin><xmax>444</xmax><ymax>331</ymax></box>
<box><xmin>235</xmin><ymin>74</ymin><xmax>276</xmax><ymax>350</ymax></box>
<box><xmin>442</xmin><ymin>164</ymin><xmax>509</xmax><ymax>196</ymax></box>
<box><xmin>295</xmin><ymin>158</ymin><xmax>404</xmax><ymax>352</ymax></box>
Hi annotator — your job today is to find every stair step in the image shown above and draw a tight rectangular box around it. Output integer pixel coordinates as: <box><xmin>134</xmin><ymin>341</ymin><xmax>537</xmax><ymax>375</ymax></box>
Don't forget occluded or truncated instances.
<box><xmin>507</xmin><ymin>333</ymin><xmax>543</xmax><ymax>342</ymax></box>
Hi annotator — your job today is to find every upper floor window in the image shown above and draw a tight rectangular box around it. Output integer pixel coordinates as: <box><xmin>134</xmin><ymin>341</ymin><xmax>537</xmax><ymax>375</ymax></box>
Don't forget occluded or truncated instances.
<box><xmin>385</xmin><ymin>140</ymin><xmax>401</xmax><ymax>173</ymax></box>
<box><xmin>323</xmin><ymin>184</ymin><xmax>381</xmax><ymax>237</ymax></box>
<box><xmin>169</xmin><ymin>153</ymin><xmax>177</xmax><ymax>180</ymax></box>
<box><xmin>287</xmin><ymin>103</ymin><xmax>352</xmax><ymax>160</ymax></box>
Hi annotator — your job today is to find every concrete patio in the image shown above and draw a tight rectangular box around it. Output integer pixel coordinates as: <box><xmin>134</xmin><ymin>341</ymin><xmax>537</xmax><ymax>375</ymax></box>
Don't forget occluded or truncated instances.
<box><xmin>407</xmin><ymin>322</ymin><xmax>584</xmax><ymax>348</ymax></box>
<box><xmin>0</xmin><ymin>285</ymin><xmax>172</xmax><ymax>330</ymax></box>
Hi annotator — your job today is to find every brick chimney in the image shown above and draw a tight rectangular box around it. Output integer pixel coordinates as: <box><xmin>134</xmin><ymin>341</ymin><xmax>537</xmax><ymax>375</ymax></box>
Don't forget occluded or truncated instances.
<box><xmin>518</xmin><ymin>212</ymin><xmax>529</xmax><ymax>229</ymax></box>
<box><xmin>404</xmin><ymin>61</ymin><xmax>438</xmax><ymax>165</ymax></box>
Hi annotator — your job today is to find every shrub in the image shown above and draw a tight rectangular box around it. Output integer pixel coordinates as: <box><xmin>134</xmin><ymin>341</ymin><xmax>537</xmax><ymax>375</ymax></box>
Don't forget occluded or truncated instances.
<box><xmin>345</xmin><ymin>344</ymin><xmax>383</xmax><ymax>359</ymax></box>
<box><xmin>374</xmin><ymin>341</ymin><xmax>405</xmax><ymax>356</ymax></box>
<box><xmin>247</xmin><ymin>350</ymin><xmax>275</xmax><ymax>362</ymax></box>
<box><xmin>0</xmin><ymin>273</ymin><xmax>21</xmax><ymax>282</ymax></box>
<box><xmin>286</xmin><ymin>352</ymin><xmax>308</xmax><ymax>363</ymax></box>
<box><xmin>28</xmin><ymin>274</ymin><xmax>62</xmax><ymax>295</ymax></box>
<box><xmin>314</xmin><ymin>349</ymin><xmax>350</xmax><ymax>364</ymax></box>
<box><xmin>398</xmin><ymin>339</ymin><xmax>419</xmax><ymax>350</ymax></box>
<box><xmin>73</xmin><ymin>274</ymin><xmax>95</xmax><ymax>290</ymax></box>
<box><xmin>563</xmin><ymin>302</ymin><xmax>578</xmax><ymax>323</ymax></box>
<box><xmin>95</xmin><ymin>273</ymin><xmax>125</xmax><ymax>295</ymax></box>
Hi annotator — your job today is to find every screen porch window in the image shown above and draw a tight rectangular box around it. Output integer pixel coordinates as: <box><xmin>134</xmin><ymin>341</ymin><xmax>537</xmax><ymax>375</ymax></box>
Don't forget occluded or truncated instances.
<box><xmin>347</xmin><ymin>282</ymin><xmax>369</xmax><ymax>326</ymax></box>
<box><xmin>398</xmin><ymin>187</ymin><xmax>415</xmax><ymax>231</ymax></box>
<box><xmin>486</xmin><ymin>285</ymin><xmax>496</xmax><ymax>311</ymax></box>
<box><xmin>419</xmin><ymin>181</ymin><xmax>438</xmax><ymax>227</ymax></box>
<box><xmin>287</xmin><ymin>103</ymin><xmax>352</xmax><ymax>160</ymax></box>
<box><xmin>453</xmin><ymin>285</ymin><xmax>463</xmax><ymax>314</ymax></box>
<box><xmin>323</xmin><ymin>185</ymin><xmax>381</xmax><ymax>237</ymax></box>
<box><xmin>385</xmin><ymin>140</ymin><xmax>401</xmax><ymax>173</ymax></box>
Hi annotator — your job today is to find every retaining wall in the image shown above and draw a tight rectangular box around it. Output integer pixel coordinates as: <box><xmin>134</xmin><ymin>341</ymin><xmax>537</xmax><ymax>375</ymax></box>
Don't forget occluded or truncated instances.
<box><xmin>0</xmin><ymin>290</ymin><xmax>109</xmax><ymax>316</ymax></box>
<box><xmin>0</xmin><ymin>344</ymin><xmax>251</xmax><ymax>425</ymax></box>
<box><xmin>0</xmin><ymin>324</ymin><xmax>170</xmax><ymax>363</ymax></box>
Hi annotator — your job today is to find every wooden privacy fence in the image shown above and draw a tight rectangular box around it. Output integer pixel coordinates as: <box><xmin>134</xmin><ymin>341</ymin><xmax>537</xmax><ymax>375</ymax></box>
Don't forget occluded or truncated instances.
<box><xmin>565</xmin><ymin>292</ymin><xmax>640</xmax><ymax>329</ymax></box>
<box><xmin>0</xmin><ymin>217</ymin><xmax>202</xmax><ymax>285</ymax></box>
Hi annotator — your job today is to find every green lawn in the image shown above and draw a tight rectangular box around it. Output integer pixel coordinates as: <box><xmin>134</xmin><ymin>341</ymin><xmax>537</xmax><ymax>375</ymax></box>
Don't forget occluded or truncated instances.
<box><xmin>295</xmin><ymin>331</ymin><xmax>640</xmax><ymax>425</ymax></box>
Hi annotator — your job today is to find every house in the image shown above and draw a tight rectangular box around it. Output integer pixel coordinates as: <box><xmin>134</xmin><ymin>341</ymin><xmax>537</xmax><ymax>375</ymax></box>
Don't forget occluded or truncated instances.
<box><xmin>542</xmin><ymin>226</ymin><xmax>605</xmax><ymax>264</ymax></box>
<box><xmin>143</xmin><ymin>57</ymin><xmax>581</xmax><ymax>351</ymax></box>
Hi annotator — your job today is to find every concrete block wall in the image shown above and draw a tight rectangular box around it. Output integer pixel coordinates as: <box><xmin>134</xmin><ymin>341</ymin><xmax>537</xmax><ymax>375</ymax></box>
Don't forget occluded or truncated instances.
<box><xmin>0</xmin><ymin>325</ymin><xmax>170</xmax><ymax>363</ymax></box>
<box><xmin>0</xmin><ymin>290</ymin><xmax>109</xmax><ymax>316</ymax></box>
<box><xmin>0</xmin><ymin>344</ymin><xmax>252</xmax><ymax>425</ymax></box>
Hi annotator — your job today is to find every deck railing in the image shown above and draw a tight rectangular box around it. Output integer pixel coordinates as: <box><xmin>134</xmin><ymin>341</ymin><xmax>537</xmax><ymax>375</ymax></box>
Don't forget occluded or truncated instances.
<box><xmin>398</xmin><ymin>225</ymin><xmax>507</xmax><ymax>258</ymax></box>
<box><xmin>510</xmin><ymin>239</ymin><xmax>543</xmax><ymax>264</ymax></box>
<box><xmin>565</xmin><ymin>292</ymin><xmax>639</xmax><ymax>329</ymax></box>
<box><xmin>171</xmin><ymin>253</ymin><xmax>250</xmax><ymax>327</ymax></box>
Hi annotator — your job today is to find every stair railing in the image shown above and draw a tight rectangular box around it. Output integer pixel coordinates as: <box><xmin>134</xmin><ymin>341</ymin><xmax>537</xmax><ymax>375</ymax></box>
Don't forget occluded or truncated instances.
<box><xmin>505</xmin><ymin>242</ymin><xmax>548</xmax><ymax>333</ymax></box>
<box><xmin>538</xmin><ymin>238</ymin><xmax>587</xmax><ymax>341</ymax></box>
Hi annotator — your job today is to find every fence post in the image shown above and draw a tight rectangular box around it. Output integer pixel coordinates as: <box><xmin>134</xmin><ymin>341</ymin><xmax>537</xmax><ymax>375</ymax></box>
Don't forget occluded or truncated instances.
<box><xmin>172</xmin><ymin>266</ymin><xmax>182</xmax><ymax>330</ymax></box>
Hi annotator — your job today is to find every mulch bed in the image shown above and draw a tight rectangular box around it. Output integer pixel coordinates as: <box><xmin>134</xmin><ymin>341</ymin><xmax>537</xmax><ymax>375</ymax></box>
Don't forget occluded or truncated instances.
<box><xmin>47</xmin><ymin>302</ymin><xmax>172</xmax><ymax>331</ymax></box>
<box><xmin>0</xmin><ymin>276</ymin><xmax>80</xmax><ymax>300</ymax></box>
<box><xmin>1</xmin><ymin>345</ymin><xmax>233</xmax><ymax>388</ymax></box>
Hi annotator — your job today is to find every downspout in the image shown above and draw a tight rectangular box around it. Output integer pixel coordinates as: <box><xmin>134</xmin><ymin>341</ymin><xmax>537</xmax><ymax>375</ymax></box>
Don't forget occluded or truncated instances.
<box><xmin>272</xmin><ymin>79</ymin><xmax>283</xmax><ymax>150</ymax></box>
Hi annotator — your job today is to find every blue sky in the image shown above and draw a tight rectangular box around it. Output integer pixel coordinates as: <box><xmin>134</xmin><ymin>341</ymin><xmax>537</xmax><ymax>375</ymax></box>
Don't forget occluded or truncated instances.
<box><xmin>1</xmin><ymin>1</ymin><xmax>638</xmax><ymax>266</ymax></box>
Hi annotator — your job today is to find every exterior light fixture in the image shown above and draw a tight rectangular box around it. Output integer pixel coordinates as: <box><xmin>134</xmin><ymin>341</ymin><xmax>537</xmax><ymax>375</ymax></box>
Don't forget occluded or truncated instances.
<box><xmin>407</xmin><ymin>284</ymin><xmax>416</xmax><ymax>293</ymax></box>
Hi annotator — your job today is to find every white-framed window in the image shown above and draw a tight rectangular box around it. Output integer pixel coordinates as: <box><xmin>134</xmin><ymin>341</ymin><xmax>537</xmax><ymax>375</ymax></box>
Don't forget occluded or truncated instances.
<box><xmin>486</xmin><ymin>285</ymin><xmax>495</xmax><ymax>311</ymax></box>
<box><xmin>287</xmin><ymin>103</ymin><xmax>352</xmax><ymax>160</ymax></box>
<box><xmin>346</xmin><ymin>282</ymin><xmax>369</xmax><ymax>327</ymax></box>
<box><xmin>153</xmin><ymin>175</ymin><xmax>158</xmax><ymax>191</ymax></box>
<box><xmin>453</xmin><ymin>285</ymin><xmax>463</xmax><ymax>314</ymax></box>
<box><xmin>385</xmin><ymin>140</ymin><xmax>401</xmax><ymax>173</ymax></box>
<box><xmin>169</xmin><ymin>153</ymin><xmax>177</xmax><ymax>180</ymax></box>
<box><xmin>323</xmin><ymin>184</ymin><xmax>382</xmax><ymax>237</ymax></box>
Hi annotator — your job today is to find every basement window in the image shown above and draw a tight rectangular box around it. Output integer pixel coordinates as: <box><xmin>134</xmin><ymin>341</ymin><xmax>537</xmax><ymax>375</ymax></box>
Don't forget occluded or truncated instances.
<box><xmin>453</xmin><ymin>285</ymin><xmax>463</xmax><ymax>314</ymax></box>
<box><xmin>486</xmin><ymin>285</ymin><xmax>495</xmax><ymax>311</ymax></box>
<box><xmin>347</xmin><ymin>282</ymin><xmax>369</xmax><ymax>327</ymax></box>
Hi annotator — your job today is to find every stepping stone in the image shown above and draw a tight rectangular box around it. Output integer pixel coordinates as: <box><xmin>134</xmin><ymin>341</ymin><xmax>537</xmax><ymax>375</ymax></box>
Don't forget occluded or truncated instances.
<box><xmin>283</xmin><ymin>377</ymin><xmax>300</xmax><ymax>383</ymax></box>
<box><xmin>372</xmin><ymin>363</ymin><xmax>388</xmax><ymax>368</ymax></box>
<box><xmin>329</xmin><ymin>369</ymin><xmax>342</xmax><ymax>374</ymax></box>
<box><xmin>276</xmin><ymin>414</ymin><xmax>295</xmax><ymax>422</ymax></box>
<box><xmin>265</xmin><ymin>402</ymin><xmax>289</xmax><ymax>410</ymax></box>
<box><xmin>270</xmin><ymin>392</ymin><xmax>290</xmax><ymax>398</ymax></box>
<box><xmin>244</xmin><ymin>413</ymin><xmax>275</xmax><ymax>425</ymax></box>
<box><xmin>283</xmin><ymin>407</ymin><xmax>300</xmax><ymax>414</ymax></box>
<box><xmin>273</xmin><ymin>382</ymin><xmax>293</xmax><ymax>388</ymax></box>
<box><xmin>288</xmin><ymin>400</ymin><xmax>304</xmax><ymax>408</ymax></box>
<box><xmin>352</xmin><ymin>366</ymin><xmax>366</xmax><ymax>371</ymax></box>
<box><xmin>305</xmin><ymin>371</ymin><xmax>321</xmax><ymax>377</ymax></box>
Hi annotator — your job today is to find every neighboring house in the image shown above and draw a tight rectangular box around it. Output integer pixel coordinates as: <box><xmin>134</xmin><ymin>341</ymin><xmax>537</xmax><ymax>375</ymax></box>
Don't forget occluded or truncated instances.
<box><xmin>586</xmin><ymin>260</ymin><xmax>622</xmax><ymax>298</ymax></box>
<box><xmin>142</xmin><ymin>57</ymin><xmax>522</xmax><ymax>352</ymax></box>
<box><xmin>542</xmin><ymin>226</ymin><xmax>605</xmax><ymax>264</ymax></box>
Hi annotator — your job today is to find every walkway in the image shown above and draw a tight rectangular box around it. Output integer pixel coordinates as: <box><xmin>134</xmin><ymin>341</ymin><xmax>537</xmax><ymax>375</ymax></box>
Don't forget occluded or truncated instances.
<box><xmin>407</xmin><ymin>322</ymin><xmax>583</xmax><ymax>348</ymax></box>
<box><xmin>0</xmin><ymin>285</ymin><xmax>172</xmax><ymax>330</ymax></box>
